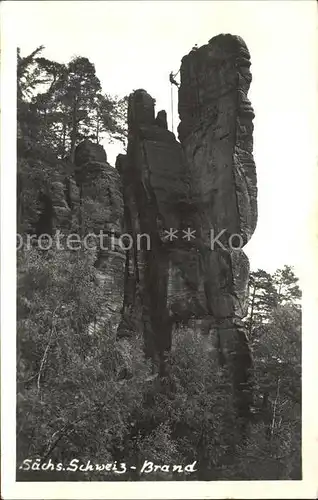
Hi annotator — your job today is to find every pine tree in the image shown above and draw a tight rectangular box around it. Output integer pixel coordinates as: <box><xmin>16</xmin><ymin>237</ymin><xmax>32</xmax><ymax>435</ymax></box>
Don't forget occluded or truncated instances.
<box><xmin>17</xmin><ymin>46</ymin><xmax>47</xmax><ymax>102</ymax></box>
<box><xmin>246</xmin><ymin>269</ymin><xmax>278</xmax><ymax>337</ymax></box>
<box><xmin>273</xmin><ymin>265</ymin><xmax>301</xmax><ymax>306</ymax></box>
<box><xmin>18</xmin><ymin>47</ymin><xmax>128</xmax><ymax>161</ymax></box>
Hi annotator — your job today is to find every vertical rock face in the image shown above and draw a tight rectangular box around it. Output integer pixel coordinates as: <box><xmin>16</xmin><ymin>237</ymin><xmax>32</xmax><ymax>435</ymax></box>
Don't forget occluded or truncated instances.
<box><xmin>178</xmin><ymin>34</ymin><xmax>257</xmax><ymax>245</ymax></box>
<box><xmin>177</xmin><ymin>34</ymin><xmax>257</xmax><ymax>415</ymax></box>
<box><xmin>117</xmin><ymin>90</ymin><xmax>189</xmax><ymax>371</ymax></box>
<box><xmin>118</xmin><ymin>34</ymin><xmax>257</xmax><ymax>416</ymax></box>
<box><xmin>74</xmin><ymin>140</ymin><xmax>125</xmax><ymax>333</ymax></box>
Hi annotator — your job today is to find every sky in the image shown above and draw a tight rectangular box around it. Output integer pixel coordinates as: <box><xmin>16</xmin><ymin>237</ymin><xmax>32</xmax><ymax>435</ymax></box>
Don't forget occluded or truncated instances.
<box><xmin>4</xmin><ymin>0</ymin><xmax>317</xmax><ymax>275</ymax></box>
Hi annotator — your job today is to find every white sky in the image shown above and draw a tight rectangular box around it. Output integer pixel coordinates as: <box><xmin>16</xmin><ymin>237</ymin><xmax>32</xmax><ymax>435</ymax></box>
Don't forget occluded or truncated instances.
<box><xmin>5</xmin><ymin>0</ymin><xmax>318</xmax><ymax>275</ymax></box>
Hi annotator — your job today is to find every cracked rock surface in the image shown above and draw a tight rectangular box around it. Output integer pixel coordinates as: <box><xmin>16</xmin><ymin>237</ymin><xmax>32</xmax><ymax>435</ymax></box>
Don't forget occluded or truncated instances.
<box><xmin>117</xmin><ymin>34</ymin><xmax>257</xmax><ymax>415</ymax></box>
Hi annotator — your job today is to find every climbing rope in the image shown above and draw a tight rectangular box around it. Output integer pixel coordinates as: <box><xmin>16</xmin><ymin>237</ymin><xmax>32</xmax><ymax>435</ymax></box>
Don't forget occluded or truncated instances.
<box><xmin>169</xmin><ymin>68</ymin><xmax>180</xmax><ymax>134</ymax></box>
<box><xmin>171</xmin><ymin>82</ymin><xmax>174</xmax><ymax>134</ymax></box>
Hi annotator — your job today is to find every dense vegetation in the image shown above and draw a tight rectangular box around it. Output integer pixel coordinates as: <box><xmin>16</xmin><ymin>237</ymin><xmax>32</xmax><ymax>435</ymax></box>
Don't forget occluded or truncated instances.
<box><xmin>16</xmin><ymin>48</ymin><xmax>302</xmax><ymax>481</ymax></box>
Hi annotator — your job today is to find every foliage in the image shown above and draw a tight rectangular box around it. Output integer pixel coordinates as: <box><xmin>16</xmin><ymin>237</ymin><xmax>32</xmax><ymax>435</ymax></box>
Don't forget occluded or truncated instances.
<box><xmin>17</xmin><ymin>247</ymin><xmax>150</xmax><ymax>480</ymax></box>
<box><xmin>246</xmin><ymin>265</ymin><xmax>301</xmax><ymax>337</ymax></box>
<box><xmin>238</xmin><ymin>302</ymin><xmax>301</xmax><ymax>479</ymax></box>
<box><xmin>246</xmin><ymin>269</ymin><xmax>278</xmax><ymax>336</ymax></box>
<box><xmin>273</xmin><ymin>265</ymin><xmax>302</xmax><ymax>304</ymax></box>
<box><xmin>17</xmin><ymin>251</ymin><xmax>301</xmax><ymax>480</ymax></box>
<box><xmin>239</xmin><ymin>265</ymin><xmax>302</xmax><ymax>479</ymax></box>
<box><xmin>17</xmin><ymin>256</ymin><xmax>238</xmax><ymax>481</ymax></box>
<box><xmin>17</xmin><ymin>47</ymin><xmax>128</xmax><ymax>160</ymax></box>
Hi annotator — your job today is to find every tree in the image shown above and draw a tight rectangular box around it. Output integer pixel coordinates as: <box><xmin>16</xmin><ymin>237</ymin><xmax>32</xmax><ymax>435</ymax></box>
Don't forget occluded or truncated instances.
<box><xmin>18</xmin><ymin>47</ymin><xmax>128</xmax><ymax>161</ymax></box>
<box><xmin>17</xmin><ymin>46</ymin><xmax>47</xmax><ymax>102</ymax></box>
<box><xmin>273</xmin><ymin>265</ymin><xmax>302</xmax><ymax>306</ymax></box>
<box><xmin>89</xmin><ymin>93</ymin><xmax>128</xmax><ymax>146</ymax></box>
<box><xmin>62</xmin><ymin>57</ymin><xmax>101</xmax><ymax>161</ymax></box>
<box><xmin>17</xmin><ymin>246</ymin><xmax>150</xmax><ymax>480</ymax></box>
<box><xmin>246</xmin><ymin>269</ymin><xmax>278</xmax><ymax>337</ymax></box>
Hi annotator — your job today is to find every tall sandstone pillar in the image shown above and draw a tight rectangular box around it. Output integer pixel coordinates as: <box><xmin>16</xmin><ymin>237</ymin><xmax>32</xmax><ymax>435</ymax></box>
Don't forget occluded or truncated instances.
<box><xmin>117</xmin><ymin>34</ymin><xmax>257</xmax><ymax>417</ymax></box>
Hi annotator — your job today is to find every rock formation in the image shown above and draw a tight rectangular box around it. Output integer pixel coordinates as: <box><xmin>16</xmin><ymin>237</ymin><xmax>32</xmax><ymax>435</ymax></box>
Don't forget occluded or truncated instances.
<box><xmin>74</xmin><ymin>140</ymin><xmax>125</xmax><ymax>333</ymax></box>
<box><xmin>22</xmin><ymin>34</ymin><xmax>257</xmax><ymax>420</ymax></box>
<box><xmin>117</xmin><ymin>34</ymin><xmax>257</xmax><ymax>418</ymax></box>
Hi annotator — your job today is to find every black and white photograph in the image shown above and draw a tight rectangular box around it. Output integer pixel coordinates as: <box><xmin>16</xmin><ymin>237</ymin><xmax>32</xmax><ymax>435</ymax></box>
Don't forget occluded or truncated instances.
<box><xmin>1</xmin><ymin>1</ymin><xmax>317</xmax><ymax>498</ymax></box>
